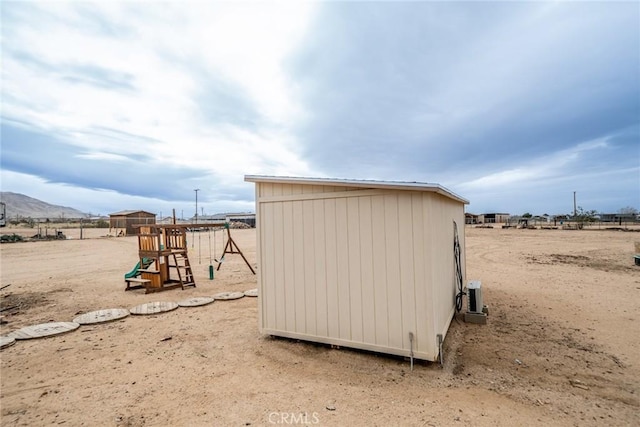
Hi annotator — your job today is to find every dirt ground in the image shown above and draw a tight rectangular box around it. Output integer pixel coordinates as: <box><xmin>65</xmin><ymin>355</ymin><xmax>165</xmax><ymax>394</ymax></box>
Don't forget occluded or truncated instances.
<box><xmin>1</xmin><ymin>226</ymin><xmax>638</xmax><ymax>426</ymax></box>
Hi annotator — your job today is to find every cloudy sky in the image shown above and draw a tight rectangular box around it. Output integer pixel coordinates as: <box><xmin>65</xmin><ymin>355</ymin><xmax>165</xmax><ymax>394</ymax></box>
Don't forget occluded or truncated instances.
<box><xmin>2</xmin><ymin>1</ymin><xmax>638</xmax><ymax>218</ymax></box>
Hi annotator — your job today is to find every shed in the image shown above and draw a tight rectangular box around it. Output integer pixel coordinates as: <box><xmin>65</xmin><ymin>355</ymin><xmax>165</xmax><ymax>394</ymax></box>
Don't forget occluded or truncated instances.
<box><xmin>244</xmin><ymin>175</ymin><xmax>469</xmax><ymax>362</ymax></box>
<box><xmin>479</xmin><ymin>213</ymin><xmax>510</xmax><ymax>224</ymax></box>
<box><xmin>109</xmin><ymin>210</ymin><xmax>156</xmax><ymax>236</ymax></box>
<box><xmin>465</xmin><ymin>212</ymin><xmax>479</xmax><ymax>224</ymax></box>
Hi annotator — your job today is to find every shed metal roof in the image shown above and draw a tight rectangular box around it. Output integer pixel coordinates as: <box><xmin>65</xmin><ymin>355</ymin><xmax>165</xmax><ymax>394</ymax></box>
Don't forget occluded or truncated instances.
<box><xmin>245</xmin><ymin>175</ymin><xmax>469</xmax><ymax>204</ymax></box>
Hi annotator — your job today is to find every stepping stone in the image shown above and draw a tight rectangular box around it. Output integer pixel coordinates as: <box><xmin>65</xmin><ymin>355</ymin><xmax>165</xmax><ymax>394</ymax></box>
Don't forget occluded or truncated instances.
<box><xmin>73</xmin><ymin>308</ymin><xmax>130</xmax><ymax>325</ymax></box>
<box><xmin>129</xmin><ymin>301</ymin><xmax>179</xmax><ymax>315</ymax></box>
<box><xmin>0</xmin><ymin>336</ymin><xmax>16</xmax><ymax>349</ymax></box>
<box><xmin>213</xmin><ymin>291</ymin><xmax>244</xmax><ymax>301</ymax></box>
<box><xmin>7</xmin><ymin>322</ymin><xmax>80</xmax><ymax>340</ymax></box>
<box><xmin>177</xmin><ymin>297</ymin><xmax>215</xmax><ymax>307</ymax></box>
<box><xmin>244</xmin><ymin>288</ymin><xmax>258</xmax><ymax>297</ymax></box>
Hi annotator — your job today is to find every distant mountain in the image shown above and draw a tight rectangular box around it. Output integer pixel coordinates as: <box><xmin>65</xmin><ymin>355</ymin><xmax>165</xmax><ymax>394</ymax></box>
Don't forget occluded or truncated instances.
<box><xmin>0</xmin><ymin>192</ymin><xmax>87</xmax><ymax>219</ymax></box>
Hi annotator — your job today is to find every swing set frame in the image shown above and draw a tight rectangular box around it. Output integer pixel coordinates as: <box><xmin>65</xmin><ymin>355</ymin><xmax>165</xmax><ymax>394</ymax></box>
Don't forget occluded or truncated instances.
<box><xmin>215</xmin><ymin>223</ymin><xmax>255</xmax><ymax>274</ymax></box>
<box><xmin>188</xmin><ymin>222</ymin><xmax>255</xmax><ymax>275</ymax></box>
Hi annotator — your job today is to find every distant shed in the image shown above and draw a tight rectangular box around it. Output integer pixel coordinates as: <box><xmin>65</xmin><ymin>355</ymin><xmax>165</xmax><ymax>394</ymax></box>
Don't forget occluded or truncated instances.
<box><xmin>479</xmin><ymin>213</ymin><xmax>510</xmax><ymax>224</ymax></box>
<box><xmin>109</xmin><ymin>210</ymin><xmax>156</xmax><ymax>236</ymax></box>
<box><xmin>245</xmin><ymin>175</ymin><xmax>469</xmax><ymax>362</ymax></box>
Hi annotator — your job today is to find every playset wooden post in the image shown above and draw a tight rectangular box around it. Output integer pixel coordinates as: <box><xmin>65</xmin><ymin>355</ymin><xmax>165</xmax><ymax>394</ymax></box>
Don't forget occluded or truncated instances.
<box><xmin>217</xmin><ymin>223</ymin><xmax>256</xmax><ymax>274</ymax></box>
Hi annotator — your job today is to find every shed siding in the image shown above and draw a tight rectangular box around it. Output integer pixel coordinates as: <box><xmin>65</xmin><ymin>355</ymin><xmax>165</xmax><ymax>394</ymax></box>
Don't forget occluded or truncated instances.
<box><xmin>359</xmin><ymin>196</ymin><xmax>376</xmax><ymax>344</ymax></box>
<box><xmin>282</xmin><ymin>200</ymin><xmax>296</xmax><ymax>332</ymax></box>
<box><xmin>429</xmin><ymin>194</ymin><xmax>465</xmax><ymax>344</ymax></box>
<box><xmin>371</xmin><ymin>195</ymin><xmax>389</xmax><ymax>347</ymax></box>
<box><xmin>258</xmin><ymin>182</ymin><xmax>359</xmax><ymax>198</ymax></box>
<box><xmin>398</xmin><ymin>192</ymin><xmax>417</xmax><ymax>351</ymax></box>
<box><xmin>336</xmin><ymin>197</ymin><xmax>350</xmax><ymax>340</ymax></box>
<box><xmin>292</xmin><ymin>201</ymin><xmax>305</xmax><ymax>332</ymax></box>
<box><xmin>412</xmin><ymin>192</ymin><xmax>432</xmax><ymax>355</ymax></box>
<box><xmin>254</xmin><ymin>183</ymin><xmax>465</xmax><ymax>361</ymax></box>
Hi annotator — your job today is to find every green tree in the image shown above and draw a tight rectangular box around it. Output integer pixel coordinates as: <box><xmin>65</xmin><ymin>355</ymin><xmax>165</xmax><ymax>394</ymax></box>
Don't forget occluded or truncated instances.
<box><xmin>573</xmin><ymin>206</ymin><xmax>597</xmax><ymax>229</ymax></box>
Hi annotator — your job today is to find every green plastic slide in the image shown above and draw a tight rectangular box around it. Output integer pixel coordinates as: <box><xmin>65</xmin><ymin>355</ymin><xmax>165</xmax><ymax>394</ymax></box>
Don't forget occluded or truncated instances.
<box><xmin>124</xmin><ymin>258</ymin><xmax>152</xmax><ymax>279</ymax></box>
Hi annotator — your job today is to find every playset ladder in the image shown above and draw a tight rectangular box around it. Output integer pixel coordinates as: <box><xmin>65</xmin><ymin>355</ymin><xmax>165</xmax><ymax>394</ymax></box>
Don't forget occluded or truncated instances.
<box><xmin>170</xmin><ymin>251</ymin><xmax>196</xmax><ymax>289</ymax></box>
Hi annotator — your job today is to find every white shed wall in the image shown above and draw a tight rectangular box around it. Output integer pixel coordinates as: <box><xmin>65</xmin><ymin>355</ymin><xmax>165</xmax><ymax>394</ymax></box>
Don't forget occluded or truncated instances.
<box><xmin>254</xmin><ymin>182</ymin><xmax>465</xmax><ymax>361</ymax></box>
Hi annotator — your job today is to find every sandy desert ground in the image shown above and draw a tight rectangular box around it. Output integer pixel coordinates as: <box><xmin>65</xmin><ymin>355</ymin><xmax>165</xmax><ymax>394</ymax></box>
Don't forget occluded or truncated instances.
<box><xmin>1</xmin><ymin>226</ymin><xmax>638</xmax><ymax>426</ymax></box>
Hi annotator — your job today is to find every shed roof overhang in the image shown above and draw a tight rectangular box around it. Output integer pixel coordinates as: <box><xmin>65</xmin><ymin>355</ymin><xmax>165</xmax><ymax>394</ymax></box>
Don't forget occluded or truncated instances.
<box><xmin>245</xmin><ymin>175</ymin><xmax>469</xmax><ymax>205</ymax></box>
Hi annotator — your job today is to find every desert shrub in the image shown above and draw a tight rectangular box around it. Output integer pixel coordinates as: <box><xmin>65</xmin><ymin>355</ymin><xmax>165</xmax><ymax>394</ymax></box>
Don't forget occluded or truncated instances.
<box><xmin>95</xmin><ymin>219</ymin><xmax>109</xmax><ymax>228</ymax></box>
<box><xmin>1</xmin><ymin>234</ymin><xmax>24</xmax><ymax>243</ymax></box>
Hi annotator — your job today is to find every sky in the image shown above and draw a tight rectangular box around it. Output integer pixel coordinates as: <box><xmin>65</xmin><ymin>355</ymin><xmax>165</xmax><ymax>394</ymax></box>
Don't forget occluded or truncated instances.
<box><xmin>1</xmin><ymin>1</ymin><xmax>639</xmax><ymax>218</ymax></box>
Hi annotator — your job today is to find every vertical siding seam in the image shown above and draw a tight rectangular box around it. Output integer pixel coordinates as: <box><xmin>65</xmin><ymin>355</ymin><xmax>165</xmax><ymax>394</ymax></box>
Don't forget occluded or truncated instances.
<box><xmin>333</xmin><ymin>201</ymin><xmax>339</xmax><ymax>337</ymax></box>
<box><xmin>313</xmin><ymin>199</ymin><xmax>324</xmax><ymax>337</ymax></box>
<box><xmin>345</xmin><ymin>198</ymin><xmax>351</xmax><ymax>341</ymax></box>
<box><xmin>369</xmin><ymin>196</ymin><xmax>376</xmax><ymax>344</ymax></box>
<box><xmin>384</xmin><ymin>195</ymin><xmax>390</xmax><ymax>347</ymax></box>
<box><xmin>275</xmin><ymin>203</ymin><xmax>280</xmax><ymax>329</ymax></box>
<box><xmin>282</xmin><ymin>202</ymin><xmax>296</xmax><ymax>329</ymax></box>
<box><xmin>324</xmin><ymin>199</ymin><xmax>329</xmax><ymax>337</ymax></box>
<box><xmin>310</xmin><ymin>200</ymin><xmax>316</xmax><ymax>335</ymax></box>
<box><xmin>273</xmin><ymin>202</ymin><xmax>279</xmax><ymax>329</ymax></box>
<box><xmin>358</xmin><ymin>197</ymin><xmax>364</xmax><ymax>343</ymax></box>
<box><xmin>271</xmin><ymin>203</ymin><xmax>280</xmax><ymax>330</ymax></box>
<box><xmin>353</xmin><ymin>197</ymin><xmax>362</xmax><ymax>342</ymax></box>
<box><xmin>301</xmin><ymin>201</ymin><xmax>306</xmax><ymax>333</ymax></box>
<box><xmin>258</xmin><ymin>199</ymin><xmax>263</xmax><ymax>328</ymax></box>
<box><xmin>396</xmin><ymin>195</ymin><xmax>404</xmax><ymax>347</ymax></box>
<box><xmin>412</xmin><ymin>194</ymin><xmax>419</xmax><ymax>351</ymax></box>
<box><xmin>261</xmin><ymin>199</ymin><xmax>266</xmax><ymax>328</ymax></box>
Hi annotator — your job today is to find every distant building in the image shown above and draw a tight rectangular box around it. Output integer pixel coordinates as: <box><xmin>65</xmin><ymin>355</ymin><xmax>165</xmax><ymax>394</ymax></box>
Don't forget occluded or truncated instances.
<box><xmin>109</xmin><ymin>210</ymin><xmax>156</xmax><ymax>236</ymax></box>
<box><xmin>465</xmin><ymin>213</ymin><xmax>479</xmax><ymax>224</ymax></box>
<box><xmin>197</xmin><ymin>213</ymin><xmax>227</xmax><ymax>223</ymax></box>
<box><xmin>478</xmin><ymin>213</ymin><xmax>510</xmax><ymax>224</ymax></box>
<box><xmin>600</xmin><ymin>213</ymin><xmax>638</xmax><ymax>223</ymax></box>
<box><xmin>157</xmin><ymin>216</ymin><xmax>190</xmax><ymax>225</ymax></box>
<box><xmin>193</xmin><ymin>213</ymin><xmax>255</xmax><ymax>228</ymax></box>
<box><xmin>226</xmin><ymin>213</ymin><xmax>256</xmax><ymax>228</ymax></box>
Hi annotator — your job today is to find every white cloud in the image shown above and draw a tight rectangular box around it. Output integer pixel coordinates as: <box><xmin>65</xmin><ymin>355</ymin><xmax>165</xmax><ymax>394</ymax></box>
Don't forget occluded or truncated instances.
<box><xmin>2</xmin><ymin>1</ymin><xmax>317</xmax><ymax>184</ymax></box>
<box><xmin>185</xmin><ymin>2</ymin><xmax>316</xmax><ymax>123</ymax></box>
<box><xmin>2</xmin><ymin>2</ymin><xmax>637</xmax><ymax>216</ymax></box>
<box><xmin>459</xmin><ymin>137</ymin><xmax>610</xmax><ymax>190</ymax></box>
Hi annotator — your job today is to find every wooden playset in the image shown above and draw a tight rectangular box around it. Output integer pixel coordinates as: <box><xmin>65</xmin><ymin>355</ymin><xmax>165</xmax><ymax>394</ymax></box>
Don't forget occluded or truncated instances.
<box><xmin>125</xmin><ymin>224</ymin><xmax>195</xmax><ymax>293</ymax></box>
<box><xmin>125</xmin><ymin>223</ymin><xmax>254</xmax><ymax>294</ymax></box>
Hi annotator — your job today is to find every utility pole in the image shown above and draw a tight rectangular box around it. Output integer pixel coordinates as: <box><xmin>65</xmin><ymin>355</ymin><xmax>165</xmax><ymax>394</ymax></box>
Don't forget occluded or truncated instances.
<box><xmin>194</xmin><ymin>189</ymin><xmax>200</xmax><ymax>224</ymax></box>
<box><xmin>573</xmin><ymin>191</ymin><xmax>577</xmax><ymax>218</ymax></box>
